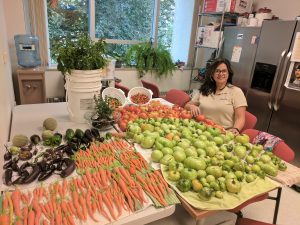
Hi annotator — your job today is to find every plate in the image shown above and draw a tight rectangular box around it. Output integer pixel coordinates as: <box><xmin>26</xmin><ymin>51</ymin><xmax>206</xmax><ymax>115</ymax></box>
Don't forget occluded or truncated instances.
<box><xmin>84</xmin><ymin>111</ymin><xmax>121</xmax><ymax>131</ymax></box>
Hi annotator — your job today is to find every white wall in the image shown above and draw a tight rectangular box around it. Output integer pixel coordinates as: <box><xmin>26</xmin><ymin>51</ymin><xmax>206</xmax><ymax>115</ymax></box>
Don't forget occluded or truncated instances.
<box><xmin>0</xmin><ymin>0</ymin><xmax>16</xmax><ymax>145</ymax></box>
<box><xmin>253</xmin><ymin>0</ymin><xmax>300</xmax><ymax>20</ymax></box>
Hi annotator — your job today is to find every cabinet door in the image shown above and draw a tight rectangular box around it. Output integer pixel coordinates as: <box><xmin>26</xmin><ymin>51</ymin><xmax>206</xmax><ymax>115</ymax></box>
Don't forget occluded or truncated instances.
<box><xmin>17</xmin><ymin>70</ymin><xmax>46</xmax><ymax>104</ymax></box>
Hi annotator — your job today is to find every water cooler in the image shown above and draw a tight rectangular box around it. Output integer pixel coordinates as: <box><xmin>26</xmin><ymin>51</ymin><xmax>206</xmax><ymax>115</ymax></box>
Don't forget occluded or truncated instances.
<box><xmin>14</xmin><ymin>35</ymin><xmax>41</xmax><ymax>68</ymax></box>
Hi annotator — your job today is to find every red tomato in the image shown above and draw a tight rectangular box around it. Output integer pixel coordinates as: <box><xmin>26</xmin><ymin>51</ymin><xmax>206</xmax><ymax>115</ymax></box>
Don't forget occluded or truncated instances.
<box><xmin>205</xmin><ymin>119</ymin><xmax>215</xmax><ymax>126</ymax></box>
<box><xmin>196</xmin><ymin>114</ymin><xmax>206</xmax><ymax>122</ymax></box>
<box><xmin>118</xmin><ymin>121</ymin><xmax>127</xmax><ymax>131</ymax></box>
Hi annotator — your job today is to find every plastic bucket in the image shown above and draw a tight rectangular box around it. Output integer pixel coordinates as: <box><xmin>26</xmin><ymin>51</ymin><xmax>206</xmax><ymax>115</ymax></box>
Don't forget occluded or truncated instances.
<box><xmin>65</xmin><ymin>85</ymin><xmax>101</xmax><ymax>123</ymax></box>
<box><xmin>70</xmin><ymin>69</ymin><xmax>105</xmax><ymax>78</ymax></box>
<box><xmin>65</xmin><ymin>75</ymin><xmax>102</xmax><ymax>89</ymax></box>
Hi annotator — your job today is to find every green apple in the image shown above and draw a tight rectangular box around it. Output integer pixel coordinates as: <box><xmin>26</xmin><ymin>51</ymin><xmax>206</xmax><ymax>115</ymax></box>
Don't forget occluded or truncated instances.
<box><xmin>140</xmin><ymin>136</ymin><xmax>155</xmax><ymax>149</ymax></box>
<box><xmin>161</xmin><ymin>147</ymin><xmax>173</xmax><ymax>155</ymax></box>
<box><xmin>206</xmin><ymin>166</ymin><xmax>223</xmax><ymax>178</ymax></box>
<box><xmin>184</xmin><ymin>156</ymin><xmax>207</xmax><ymax>170</ymax></box>
<box><xmin>252</xmin><ymin>144</ymin><xmax>264</xmax><ymax>152</ymax></box>
<box><xmin>235</xmin><ymin>134</ymin><xmax>250</xmax><ymax>144</ymax></box>
<box><xmin>234</xmin><ymin>171</ymin><xmax>244</xmax><ymax>181</ymax></box>
<box><xmin>206</xmin><ymin>146</ymin><xmax>218</xmax><ymax>157</ymax></box>
<box><xmin>246</xmin><ymin>155</ymin><xmax>255</xmax><ymax>164</ymax></box>
<box><xmin>260</xmin><ymin>154</ymin><xmax>272</xmax><ymax>163</ymax></box>
<box><xmin>197</xmin><ymin>170</ymin><xmax>207</xmax><ymax>178</ymax></box>
<box><xmin>160</xmin><ymin>154</ymin><xmax>175</xmax><ymax>165</ymax></box>
<box><xmin>196</xmin><ymin>148</ymin><xmax>206</xmax><ymax>157</ymax></box>
<box><xmin>173</xmin><ymin>150</ymin><xmax>186</xmax><ymax>162</ymax></box>
<box><xmin>207</xmin><ymin>127</ymin><xmax>221</xmax><ymax>137</ymax></box>
<box><xmin>225</xmin><ymin>178</ymin><xmax>241</xmax><ymax>194</ymax></box>
<box><xmin>181</xmin><ymin>168</ymin><xmax>198</xmax><ymax>180</ymax></box>
<box><xmin>245</xmin><ymin>174</ymin><xmax>255</xmax><ymax>183</ymax></box>
<box><xmin>173</xmin><ymin>146</ymin><xmax>184</xmax><ymax>152</ymax></box>
<box><xmin>213</xmin><ymin>136</ymin><xmax>224</xmax><ymax>146</ymax></box>
<box><xmin>185</xmin><ymin>147</ymin><xmax>198</xmax><ymax>157</ymax></box>
<box><xmin>234</xmin><ymin>145</ymin><xmax>247</xmax><ymax>159</ymax></box>
<box><xmin>199</xmin><ymin>135</ymin><xmax>208</xmax><ymax>141</ymax></box>
<box><xmin>151</xmin><ymin>150</ymin><xmax>163</xmax><ymax>162</ymax></box>
<box><xmin>133</xmin><ymin>133</ymin><xmax>144</xmax><ymax>144</ymax></box>
<box><xmin>206</xmin><ymin>174</ymin><xmax>216</xmax><ymax>183</ymax></box>
<box><xmin>193</xmin><ymin>140</ymin><xmax>207</xmax><ymax>149</ymax></box>
<box><xmin>177</xmin><ymin>140</ymin><xmax>190</xmax><ymax>149</ymax></box>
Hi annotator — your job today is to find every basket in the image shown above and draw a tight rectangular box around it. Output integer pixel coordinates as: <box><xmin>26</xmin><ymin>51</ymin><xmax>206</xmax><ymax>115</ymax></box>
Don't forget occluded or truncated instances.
<box><xmin>128</xmin><ymin>86</ymin><xmax>153</xmax><ymax>106</ymax></box>
<box><xmin>102</xmin><ymin>87</ymin><xmax>127</xmax><ymax>107</ymax></box>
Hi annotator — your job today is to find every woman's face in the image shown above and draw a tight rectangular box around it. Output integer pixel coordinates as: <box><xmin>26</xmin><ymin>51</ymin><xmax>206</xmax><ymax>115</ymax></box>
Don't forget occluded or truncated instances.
<box><xmin>295</xmin><ymin>68</ymin><xmax>300</xmax><ymax>80</ymax></box>
<box><xmin>212</xmin><ymin>63</ymin><xmax>229</xmax><ymax>86</ymax></box>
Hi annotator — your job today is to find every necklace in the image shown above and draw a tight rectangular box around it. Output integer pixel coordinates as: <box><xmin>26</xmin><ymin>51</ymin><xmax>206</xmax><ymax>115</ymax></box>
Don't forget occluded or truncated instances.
<box><xmin>218</xmin><ymin>84</ymin><xmax>227</xmax><ymax>91</ymax></box>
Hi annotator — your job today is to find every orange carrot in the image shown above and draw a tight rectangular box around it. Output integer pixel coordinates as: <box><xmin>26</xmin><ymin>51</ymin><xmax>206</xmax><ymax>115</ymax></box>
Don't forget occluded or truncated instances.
<box><xmin>0</xmin><ymin>215</ymin><xmax>9</xmax><ymax>225</ymax></box>
<box><xmin>96</xmin><ymin>194</ymin><xmax>111</xmax><ymax>222</ymax></box>
<box><xmin>85</xmin><ymin>190</ymin><xmax>98</xmax><ymax>222</ymax></box>
<box><xmin>27</xmin><ymin>209</ymin><xmax>35</xmax><ymax>225</ymax></box>
<box><xmin>23</xmin><ymin>205</ymin><xmax>29</xmax><ymax>225</ymax></box>
<box><xmin>42</xmin><ymin>218</ymin><xmax>49</xmax><ymax>225</ymax></box>
<box><xmin>102</xmin><ymin>192</ymin><xmax>117</xmax><ymax>220</ymax></box>
<box><xmin>79</xmin><ymin>195</ymin><xmax>87</xmax><ymax>221</ymax></box>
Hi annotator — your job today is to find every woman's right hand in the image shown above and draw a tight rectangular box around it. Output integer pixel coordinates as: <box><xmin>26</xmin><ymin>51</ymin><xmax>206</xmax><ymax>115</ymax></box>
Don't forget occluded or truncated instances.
<box><xmin>188</xmin><ymin>104</ymin><xmax>201</xmax><ymax>117</ymax></box>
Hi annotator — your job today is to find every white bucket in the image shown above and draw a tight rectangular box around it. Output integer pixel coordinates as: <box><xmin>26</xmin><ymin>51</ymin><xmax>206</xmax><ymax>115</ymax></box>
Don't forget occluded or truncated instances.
<box><xmin>65</xmin><ymin>75</ymin><xmax>102</xmax><ymax>89</ymax></box>
<box><xmin>66</xmin><ymin>85</ymin><xmax>101</xmax><ymax>123</ymax></box>
<box><xmin>70</xmin><ymin>69</ymin><xmax>104</xmax><ymax>78</ymax></box>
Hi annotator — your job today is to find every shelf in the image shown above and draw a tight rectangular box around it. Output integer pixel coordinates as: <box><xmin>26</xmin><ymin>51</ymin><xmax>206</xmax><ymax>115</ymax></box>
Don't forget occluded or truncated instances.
<box><xmin>194</xmin><ymin>45</ymin><xmax>218</xmax><ymax>49</ymax></box>
<box><xmin>199</xmin><ymin>12</ymin><xmax>239</xmax><ymax>17</ymax></box>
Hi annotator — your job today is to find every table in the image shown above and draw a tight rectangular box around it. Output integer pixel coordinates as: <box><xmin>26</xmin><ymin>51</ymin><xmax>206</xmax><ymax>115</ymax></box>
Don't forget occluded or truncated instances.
<box><xmin>4</xmin><ymin>102</ymin><xmax>175</xmax><ymax>225</ymax></box>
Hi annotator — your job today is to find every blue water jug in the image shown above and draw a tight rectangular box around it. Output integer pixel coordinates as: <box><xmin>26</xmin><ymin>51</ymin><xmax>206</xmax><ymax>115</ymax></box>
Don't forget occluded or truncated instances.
<box><xmin>14</xmin><ymin>35</ymin><xmax>41</xmax><ymax>68</ymax></box>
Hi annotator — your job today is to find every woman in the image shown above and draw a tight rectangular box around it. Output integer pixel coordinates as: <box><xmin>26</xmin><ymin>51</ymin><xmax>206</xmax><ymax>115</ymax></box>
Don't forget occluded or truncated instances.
<box><xmin>185</xmin><ymin>58</ymin><xmax>247</xmax><ymax>135</ymax></box>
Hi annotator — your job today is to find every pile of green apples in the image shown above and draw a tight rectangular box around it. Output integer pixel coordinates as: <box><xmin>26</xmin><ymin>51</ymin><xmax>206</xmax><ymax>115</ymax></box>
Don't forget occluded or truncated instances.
<box><xmin>126</xmin><ymin>118</ymin><xmax>287</xmax><ymax>201</ymax></box>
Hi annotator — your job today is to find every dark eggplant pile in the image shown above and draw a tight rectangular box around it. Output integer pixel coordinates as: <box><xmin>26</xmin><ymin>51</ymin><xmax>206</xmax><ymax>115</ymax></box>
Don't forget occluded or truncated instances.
<box><xmin>2</xmin><ymin>128</ymin><xmax>104</xmax><ymax>186</ymax></box>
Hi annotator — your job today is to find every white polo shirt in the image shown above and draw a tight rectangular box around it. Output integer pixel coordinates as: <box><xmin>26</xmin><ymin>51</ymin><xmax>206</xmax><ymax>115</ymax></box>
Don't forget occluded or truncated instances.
<box><xmin>192</xmin><ymin>85</ymin><xmax>247</xmax><ymax>129</ymax></box>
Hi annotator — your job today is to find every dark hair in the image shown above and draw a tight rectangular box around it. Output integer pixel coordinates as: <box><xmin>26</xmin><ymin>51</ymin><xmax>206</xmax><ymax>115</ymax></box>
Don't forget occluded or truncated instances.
<box><xmin>199</xmin><ymin>58</ymin><xmax>234</xmax><ymax>96</ymax></box>
<box><xmin>296</xmin><ymin>64</ymin><xmax>300</xmax><ymax>70</ymax></box>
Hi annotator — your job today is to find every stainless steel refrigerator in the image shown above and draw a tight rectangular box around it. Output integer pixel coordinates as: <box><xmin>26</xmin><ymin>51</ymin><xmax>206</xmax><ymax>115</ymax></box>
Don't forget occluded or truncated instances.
<box><xmin>223</xmin><ymin>20</ymin><xmax>300</xmax><ymax>154</ymax></box>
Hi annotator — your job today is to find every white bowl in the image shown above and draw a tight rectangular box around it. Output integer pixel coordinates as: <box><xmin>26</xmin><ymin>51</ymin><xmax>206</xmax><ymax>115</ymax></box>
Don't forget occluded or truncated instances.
<box><xmin>128</xmin><ymin>86</ymin><xmax>153</xmax><ymax>106</ymax></box>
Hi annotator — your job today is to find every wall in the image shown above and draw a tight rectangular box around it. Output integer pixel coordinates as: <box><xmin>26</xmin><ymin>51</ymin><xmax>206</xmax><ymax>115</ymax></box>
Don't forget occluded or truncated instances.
<box><xmin>0</xmin><ymin>0</ymin><xmax>16</xmax><ymax>145</ymax></box>
<box><xmin>4</xmin><ymin>1</ymin><xmax>300</xmax><ymax>101</ymax></box>
<box><xmin>253</xmin><ymin>0</ymin><xmax>300</xmax><ymax>20</ymax></box>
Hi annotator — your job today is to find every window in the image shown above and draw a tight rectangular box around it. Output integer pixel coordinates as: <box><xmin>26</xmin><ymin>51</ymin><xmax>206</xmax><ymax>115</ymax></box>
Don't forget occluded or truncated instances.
<box><xmin>47</xmin><ymin>0</ymin><xmax>195</xmax><ymax>65</ymax></box>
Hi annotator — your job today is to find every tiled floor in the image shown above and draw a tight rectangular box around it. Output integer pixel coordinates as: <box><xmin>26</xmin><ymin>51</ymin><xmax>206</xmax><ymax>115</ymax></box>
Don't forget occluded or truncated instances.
<box><xmin>147</xmin><ymin>158</ymin><xmax>300</xmax><ymax>225</ymax></box>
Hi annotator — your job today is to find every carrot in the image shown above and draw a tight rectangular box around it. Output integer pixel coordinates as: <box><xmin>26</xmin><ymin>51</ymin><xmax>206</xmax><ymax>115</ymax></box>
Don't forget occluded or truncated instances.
<box><xmin>27</xmin><ymin>209</ymin><xmax>35</xmax><ymax>225</ymax></box>
<box><xmin>15</xmin><ymin>219</ymin><xmax>23</xmax><ymax>225</ymax></box>
<box><xmin>85</xmin><ymin>190</ymin><xmax>98</xmax><ymax>222</ymax></box>
<box><xmin>96</xmin><ymin>194</ymin><xmax>111</xmax><ymax>222</ymax></box>
<box><xmin>0</xmin><ymin>215</ymin><xmax>9</xmax><ymax>225</ymax></box>
<box><xmin>115</xmin><ymin>176</ymin><xmax>134</xmax><ymax>211</ymax></box>
<box><xmin>5</xmin><ymin>192</ymin><xmax>13</xmax><ymax>225</ymax></box>
<box><xmin>79</xmin><ymin>195</ymin><xmax>88</xmax><ymax>221</ymax></box>
<box><xmin>55</xmin><ymin>212</ymin><xmax>62</xmax><ymax>225</ymax></box>
<box><xmin>62</xmin><ymin>217</ymin><xmax>68</xmax><ymax>225</ymax></box>
<box><xmin>66</xmin><ymin>202</ymin><xmax>77</xmax><ymax>218</ymax></box>
<box><xmin>102</xmin><ymin>192</ymin><xmax>117</xmax><ymax>220</ymax></box>
<box><xmin>71</xmin><ymin>191</ymin><xmax>84</xmax><ymax>220</ymax></box>
<box><xmin>23</xmin><ymin>205</ymin><xmax>29</xmax><ymax>225</ymax></box>
<box><xmin>42</xmin><ymin>219</ymin><xmax>49</xmax><ymax>225</ymax></box>
<box><xmin>66</xmin><ymin>215</ymin><xmax>76</xmax><ymax>225</ymax></box>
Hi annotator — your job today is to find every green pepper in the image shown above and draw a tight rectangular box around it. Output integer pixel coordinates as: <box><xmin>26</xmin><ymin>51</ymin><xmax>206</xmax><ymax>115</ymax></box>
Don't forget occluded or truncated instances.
<box><xmin>52</xmin><ymin>134</ymin><xmax>62</xmax><ymax>146</ymax></box>
<box><xmin>75</xmin><ymin>129</ymin><xmax>84</xmax><ymax>139</ymax></box>
<box><xmin>278</xmin><ymin>162</ymin><xmax>287</xmax><ymax>171</ymax></box>
<box><xmin>198</xmin><ymin>187</ymin><xmax>214</xmax><ymax>201</ymax></box>
<box><xmin>65</xmin><ymin>128</ymin><xmax>75</xmax><ymax>141</ymax></box>
<box><xmin>168</xmin><ymin>170</ymin><xmax>181</xmax><ymax>181</ymax></box>
<box><xmin>105</xmin><ymin>132</ymin><xmax>112</xmax><ymax>140</ymax></box>
<box><xmin>181</xmin><ymin>168</ymin><xmax>198</xmax><ymax>180</ymax></box>
<box><xmin>44</xmin><ymin>138</ymin><xmax>52</xmax><ymax>146</ymax></box>
<box><xmin>176</xmin><ymin>178</ymin><xmax>192</xmax><ymax>192</ymax></box>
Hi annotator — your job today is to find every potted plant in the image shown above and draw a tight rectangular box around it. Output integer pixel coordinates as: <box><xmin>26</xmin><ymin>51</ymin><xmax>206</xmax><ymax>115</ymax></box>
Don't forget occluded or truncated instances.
<box><xmin>51</xmin><ymin>34</ymin><xmax>108</xmax><ymax>76</ymax></box>
<box><xmin>124</xmin><ymin>42</ymin><xmax>175</xmax><ymax>78</ymax></box>
<box><xmin>51</xmin><ymin>34</ymin><xmax>108</xmax><ymax>123</ymax></box>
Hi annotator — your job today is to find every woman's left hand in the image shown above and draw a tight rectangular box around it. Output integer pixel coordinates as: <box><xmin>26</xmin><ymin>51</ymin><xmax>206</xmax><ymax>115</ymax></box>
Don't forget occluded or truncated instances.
<box><xmin>227</xmin><ymin>128</ymin><xmax>240</xmax><ymax>136</ymax></box>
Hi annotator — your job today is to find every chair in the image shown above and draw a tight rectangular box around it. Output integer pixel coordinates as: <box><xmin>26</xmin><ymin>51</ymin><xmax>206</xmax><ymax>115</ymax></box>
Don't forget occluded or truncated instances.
<box><xmin>241</xmin><ymin>111</ymin><xmax>258</xmax><ymax>133</ymax></box>
<box><xmin>229</xmin><ymin>128</ymin><xmax>295</xmax><ymax>224</ymax></box>
<box><xmin>164</xmin><ymin>89</ymin><xmax>190</xmax><ymax>107</ymax></box>
<box><xmin>115</xmin><ymin>82</ymin><xmax>130</xmax><ymax>97</ymax></box>
<box><xmin>236</xmin><ymin>217</ymin><xmax>275</xmax><ymax>225</ymax></box>
<box><xmin>141</xmin><ymin>80</ymin><xmax>160</xmax><ymax>98</ymax></box>
<box><xmin>242</xmin><ymin>129</ymin><xmax>295</xmax><ymax>162</ymax></box>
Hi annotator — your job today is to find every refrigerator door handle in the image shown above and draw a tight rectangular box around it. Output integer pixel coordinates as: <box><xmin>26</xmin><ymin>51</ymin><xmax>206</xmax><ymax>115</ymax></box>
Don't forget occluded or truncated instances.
<box><xmin>268</xmin><ymin>50</ymin><xmax>287</xmax><ymax>110</ymax></box>
<box><xmin>274</xmin><ymin>51</ymin><xmax>292</xmax><ymax>111</ymax></box>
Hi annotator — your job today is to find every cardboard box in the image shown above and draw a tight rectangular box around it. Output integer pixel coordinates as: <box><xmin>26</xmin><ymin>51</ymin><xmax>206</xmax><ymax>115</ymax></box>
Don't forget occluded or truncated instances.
<box><xmin>202</xmin><ymin>26</ymin><xmax>223</xmax><ymax>48</ymax></box>
<box><xmin>203</xmin><ymin>0</ymin><xmax>253</xmax><ymax>14</ymax></box>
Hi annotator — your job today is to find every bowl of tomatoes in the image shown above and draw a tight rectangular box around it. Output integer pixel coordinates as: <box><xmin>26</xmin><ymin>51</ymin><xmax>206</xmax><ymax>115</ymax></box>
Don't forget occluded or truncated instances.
<box><xmin>102</xmin><ymin>87</ymin><xmax>127</xmax><ymax>108</ymax></box>
<box><xmin>128</xmin><ymin>87</ymin><xmax>153</xmax><ymax>106</ymax></box>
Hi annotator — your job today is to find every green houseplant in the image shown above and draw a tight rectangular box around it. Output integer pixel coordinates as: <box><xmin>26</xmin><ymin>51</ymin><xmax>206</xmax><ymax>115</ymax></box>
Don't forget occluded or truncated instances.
<box><xmin>51</xmin><ymin>34</ymin><xmax>108</xmax><ymax>75</ymax></box>
<box><xmin>125</xmin><ymin>42</ymin><xmax>175</xmax><ymax>78</ymax></box>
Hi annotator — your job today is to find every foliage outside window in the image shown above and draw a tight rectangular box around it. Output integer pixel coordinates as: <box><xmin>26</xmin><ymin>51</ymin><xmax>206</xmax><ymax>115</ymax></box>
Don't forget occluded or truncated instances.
<box><xmin>47</xmin><ymin>0</ymin><xmax>194</xmax><ymax>66</ymax></box>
